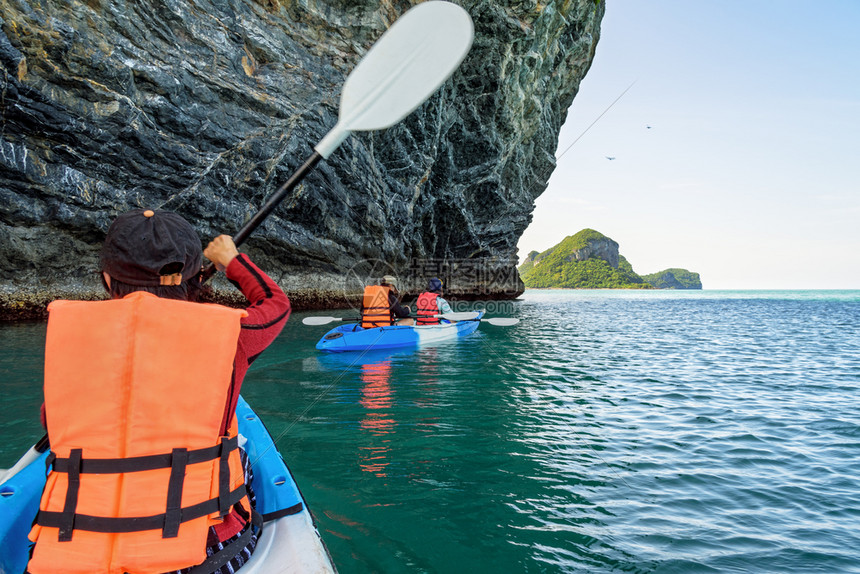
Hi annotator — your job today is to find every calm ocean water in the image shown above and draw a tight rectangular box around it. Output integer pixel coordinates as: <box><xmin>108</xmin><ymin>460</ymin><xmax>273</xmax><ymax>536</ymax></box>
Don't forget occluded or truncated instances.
<box><xmin>2</xmin><ymin>289</ymin><xmax>859</xmax><ymax>573</ymax></box>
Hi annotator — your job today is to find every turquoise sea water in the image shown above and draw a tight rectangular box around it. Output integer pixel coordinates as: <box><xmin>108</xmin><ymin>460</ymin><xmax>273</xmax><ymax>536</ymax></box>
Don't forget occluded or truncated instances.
<box><xmin>2</xmin><ymin>289</ymin><xmax>859</xmax><ymax>573</ymax></box>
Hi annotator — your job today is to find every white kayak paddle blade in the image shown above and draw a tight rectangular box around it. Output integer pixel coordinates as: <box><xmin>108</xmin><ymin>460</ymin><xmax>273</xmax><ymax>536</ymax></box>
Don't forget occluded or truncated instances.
<box><xmin>315</xmin><ymin>1</ymin><xmax>474</xmax><ymax>158</ymax></box>
<box><xmin>484</xmin><ymin>317</ymin><xmax>519</xmax><ymax>326</ymax></box>
<box><xmin>302</xmin><ymin>316</ymin><xmax>341</xmax><ymax>325</ymax></box>
<box><xmin>439</xmin><ymin>311</ymin><xmax>481</xmax><ymax>321</ymax></box>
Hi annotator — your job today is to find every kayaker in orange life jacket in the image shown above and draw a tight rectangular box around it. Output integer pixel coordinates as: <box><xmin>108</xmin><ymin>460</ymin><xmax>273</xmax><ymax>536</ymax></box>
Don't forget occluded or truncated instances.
<box><xmin>29</xmin><ymin>209</ymin><xmax>290</xmax><ymax>574</ymax></box>
<box><xmin>416</xmin><ymin>277</ymin><xmax>453</xmax><ymax>325</ymax></box>
<box><xmin>360</xmin><ymin>275</ymin><xmax>413</xmax><ymax>327</ymax></box>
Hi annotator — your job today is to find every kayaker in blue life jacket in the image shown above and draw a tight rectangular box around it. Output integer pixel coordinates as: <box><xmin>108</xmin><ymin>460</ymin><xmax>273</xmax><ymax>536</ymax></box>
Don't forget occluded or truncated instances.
<box><xmin>416</xmin><ymin>277</ymin><xmax>453</xmax><ymax>325</ymax></box>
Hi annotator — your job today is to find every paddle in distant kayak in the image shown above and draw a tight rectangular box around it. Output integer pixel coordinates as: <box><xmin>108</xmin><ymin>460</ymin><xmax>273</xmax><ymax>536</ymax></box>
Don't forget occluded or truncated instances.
<box><xmin>315</xmin><ymin>310</ymin><xmax>487</xmax><ymax>352</ymax></box>
<box><xmin>303</xmin><ymin>312</ymin><xmax>519</xmax><ymax>326</ymax></box>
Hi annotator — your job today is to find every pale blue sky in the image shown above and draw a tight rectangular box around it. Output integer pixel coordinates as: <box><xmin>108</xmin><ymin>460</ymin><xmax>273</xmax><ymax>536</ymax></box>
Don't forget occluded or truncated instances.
<box><xmin>517</xmin><ymin>1</ymin><xmax>860</xmax><ymax>289</ymax></box>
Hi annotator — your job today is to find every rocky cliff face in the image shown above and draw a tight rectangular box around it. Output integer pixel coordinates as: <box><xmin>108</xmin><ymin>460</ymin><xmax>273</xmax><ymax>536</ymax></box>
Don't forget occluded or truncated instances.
<box><xmin>0</xmin><ymin>0</ymin><xmax>603</xmax><ymax>319</ymax></box>
<box><xmin>641</xmin><ymin>269</ymin><xmax>702</xmax><ymax>289</ymax></box>
<box><xmin>519</xmin><ymin>229</ymin><xmax>702</xmax><ymax>290</ymax></box>
<box><xmin>565</xmin><ymin>236</ymin><xmax>618</xmax><ymax>268</ymax></box>
<box><xmin>523</xmin><ymin>232</ymin><xmax>617</xmax><ymax>268</ymax></box>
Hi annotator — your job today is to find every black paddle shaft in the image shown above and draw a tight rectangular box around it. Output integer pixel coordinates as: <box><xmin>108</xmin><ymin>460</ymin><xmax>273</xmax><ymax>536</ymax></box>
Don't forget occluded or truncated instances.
<box><xmin>200</xmin><ymin>151</ymin><xmax>323</xmax><ymax>284</ymax></box>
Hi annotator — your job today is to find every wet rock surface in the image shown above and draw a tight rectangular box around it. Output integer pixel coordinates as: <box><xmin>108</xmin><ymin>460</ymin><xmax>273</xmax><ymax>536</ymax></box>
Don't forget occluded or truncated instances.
<box><xmin>0</xmin><ymin>0</ymin><xmax>603</xmax><ymax>319</ymax></box>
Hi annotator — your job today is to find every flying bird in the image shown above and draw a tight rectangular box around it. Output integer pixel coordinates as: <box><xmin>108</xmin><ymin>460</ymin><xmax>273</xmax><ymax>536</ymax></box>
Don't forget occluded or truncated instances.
<box><xmin>605</xmin><ymin>156</ymin><xmax>616</xmax><ymax>161</ymax></box>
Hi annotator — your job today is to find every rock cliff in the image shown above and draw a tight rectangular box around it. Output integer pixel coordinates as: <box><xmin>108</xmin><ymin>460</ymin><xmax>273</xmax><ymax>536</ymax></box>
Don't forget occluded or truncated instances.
<box><xmin>641</xmin><ymin>269</ymin><xmax>702</xmax><ymax>289</ymax></box>
<box><xmin>520</xmin><ymin>229</ymin><xmax>648</xmax><ymax>289</ymax></box>
<box><xmin>0</xmin><ymin>0</ymin><xmax>604</xmax><ymax>319</ymax></box>
<box><xmin>519</xmin><ymin>228</ymin><xmax>702</xmax><ymax>289</ymax></box>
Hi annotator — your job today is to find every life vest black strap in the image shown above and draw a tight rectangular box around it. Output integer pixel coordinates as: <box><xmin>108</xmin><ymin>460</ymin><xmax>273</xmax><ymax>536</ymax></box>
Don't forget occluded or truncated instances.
<box><xmin>49</xmin><ymin>436</ymin><xmax>239</xmax><ymax>474</ymax></box>
<box><xmin>57</xmin><ymin>448</ymin><xmax>82</xmax><ymax>542</ymax></box>
<box><xmin>162</xmin><ymin>448</ymin><xmax>188</xmax><ymax>538</ymax></box>
<box><xmin>37</xmin><ymin>483</ymin><xmax>248</xmax><ymax>536</ymax></box>
<box><xmin>43</xmin><ymin>438</ymin><xmax>244</xmax><ymax>541</ymax></box>
<box><xmin>218</xmin><ymin>437</ymin><xmax>231</xmax><ymax>516</ymax></box>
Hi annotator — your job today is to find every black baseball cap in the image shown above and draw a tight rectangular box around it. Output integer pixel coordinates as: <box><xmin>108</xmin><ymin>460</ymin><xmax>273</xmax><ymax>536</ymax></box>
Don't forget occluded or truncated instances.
<box><xmin>100</xmin><ymin>209</ymin><xmax>202</xmax><ymax>286</ymax></box>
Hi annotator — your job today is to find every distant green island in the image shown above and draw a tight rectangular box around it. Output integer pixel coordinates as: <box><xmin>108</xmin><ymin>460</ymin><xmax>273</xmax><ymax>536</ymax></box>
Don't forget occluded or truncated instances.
<box><xmin>519</xmin><ymin>229</ymin><xmax>702</xmax><ymax>289</ymax></box>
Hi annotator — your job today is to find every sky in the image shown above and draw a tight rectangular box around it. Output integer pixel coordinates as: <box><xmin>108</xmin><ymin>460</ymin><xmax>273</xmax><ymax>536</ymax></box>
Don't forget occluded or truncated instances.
<box><xmin>516</xmin><ymin>0</ymin><xmax>860</xmax><ymax>289</ymax></box>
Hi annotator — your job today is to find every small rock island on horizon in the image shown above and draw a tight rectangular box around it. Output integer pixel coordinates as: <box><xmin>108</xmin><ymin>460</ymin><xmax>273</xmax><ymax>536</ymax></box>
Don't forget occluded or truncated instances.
<box><xmin>518</xmin><ymin>229</ymin><xmax>702</xmax><ymax>289</ymax></box>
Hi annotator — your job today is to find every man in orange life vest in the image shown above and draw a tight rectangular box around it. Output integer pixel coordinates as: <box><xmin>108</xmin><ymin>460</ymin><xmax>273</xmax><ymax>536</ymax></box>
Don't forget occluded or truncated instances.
<box><xmin>416</xmin><ymin>277</ymin><xmax>453</xmax><ymax>325</ymax></box>
<box><xmin>28</xmin><ymin>209</ymin><xmax>290</xmax><ymax>574</ymax></box>
<box><xmin>360</xmin><ymin>275</ymin><xmax>412</xmax><ymax>327</ymax></box>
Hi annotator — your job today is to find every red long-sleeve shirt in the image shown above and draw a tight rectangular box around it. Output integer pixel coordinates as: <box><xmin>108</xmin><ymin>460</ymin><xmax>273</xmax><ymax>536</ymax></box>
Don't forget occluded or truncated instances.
<box><xmin>219</xmin><ymin>253</ymin><xmax>290</xmax><ymax>434</ymax></box>
<box><xmin>211</xmin><ymin>254</ymin><xmax>290</xmax><ymax>542</ymax></box>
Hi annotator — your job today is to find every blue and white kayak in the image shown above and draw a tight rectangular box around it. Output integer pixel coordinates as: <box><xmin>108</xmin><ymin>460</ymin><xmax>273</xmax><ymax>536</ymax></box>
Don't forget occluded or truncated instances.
<box><xmin>0</xmin><ymin>396</ymin><xmax>335</xmax><ymax>574</ymax></box>
<box><xmin>316</xmin><ymin>311</ymin><xmax>484</xmax><ymax>352</ymax></box>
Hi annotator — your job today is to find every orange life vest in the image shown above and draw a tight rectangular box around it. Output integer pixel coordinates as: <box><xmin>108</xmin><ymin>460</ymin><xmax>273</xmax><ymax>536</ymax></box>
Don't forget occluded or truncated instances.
<box><xmin>416</xmin><ymin>291</ymin><xmax>440</xmax><ymax>325</ymax></box>
<box><xmin>361</xmin><ymin>285</ymin><xmax>393</xmax><ymax>328</ymax></box>
<box><xmin>28</xmin><ymin>292</ymin><xmax>250</xmax><ymax>574</ymax></box>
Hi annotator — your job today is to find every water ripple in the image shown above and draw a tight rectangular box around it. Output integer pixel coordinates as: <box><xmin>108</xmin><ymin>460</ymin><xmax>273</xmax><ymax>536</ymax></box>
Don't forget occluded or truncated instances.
<box><xmin>503</xmin><ymin>291</ymin><xmax>860</xmax><ymax>572</ymax></box>
<box><xmin>3</xmin><ymin>291</ymin><xmax>859</xmax><ymax>573</ymax></box>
